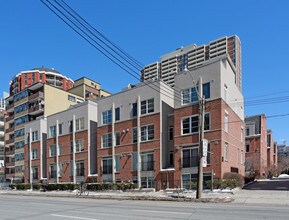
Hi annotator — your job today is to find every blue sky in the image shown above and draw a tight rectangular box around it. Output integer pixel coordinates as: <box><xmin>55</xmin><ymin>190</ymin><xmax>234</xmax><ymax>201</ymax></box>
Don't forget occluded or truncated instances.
<box><xmin>1</xmin><ymin>0</ymin><xmax>289</xmax><ymax>144</ymax></box>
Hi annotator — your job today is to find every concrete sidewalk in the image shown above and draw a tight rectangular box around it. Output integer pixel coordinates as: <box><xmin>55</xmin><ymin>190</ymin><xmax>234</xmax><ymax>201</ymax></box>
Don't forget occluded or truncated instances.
<box><xmin>1</xmin><ymin>188</ymin><xmax>289</xmax><ymax>205</ymax></box>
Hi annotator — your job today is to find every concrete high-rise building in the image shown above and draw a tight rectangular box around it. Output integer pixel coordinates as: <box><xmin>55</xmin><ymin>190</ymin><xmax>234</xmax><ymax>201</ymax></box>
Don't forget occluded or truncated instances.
<box><xmin>0</xmin><ymin>92</ymin><xmax>9</xmax><ymax>109</ymax></box>
<box><xmin>141</xmin><ymin>35</ymin><xmax>242</xmax><ymax>90</ymax></box>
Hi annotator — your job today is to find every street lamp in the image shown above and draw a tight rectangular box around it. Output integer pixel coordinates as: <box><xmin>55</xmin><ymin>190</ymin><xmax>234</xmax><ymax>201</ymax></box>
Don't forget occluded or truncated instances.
<box><xmin>183</xmin><ymin>66</ymin><xmax>205</xmax><ymax>199</ymax></box>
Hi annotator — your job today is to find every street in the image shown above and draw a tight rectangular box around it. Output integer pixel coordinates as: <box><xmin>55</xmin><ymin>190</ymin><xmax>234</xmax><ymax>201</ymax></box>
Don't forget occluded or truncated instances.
<box><xmin>0</xmin><ymin>194</ymin><xmax>289</xmax><ymax>220</ymax></box>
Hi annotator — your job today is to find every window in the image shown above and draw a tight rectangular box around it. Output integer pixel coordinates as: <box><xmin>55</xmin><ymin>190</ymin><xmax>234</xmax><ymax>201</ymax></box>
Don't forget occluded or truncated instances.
<box><xmin>204</xmin><ymin>113</ymin><xmax>210</xmax><ymax>130</ymax></box>
<box><xmin>141</xmin><ymin>153</ymin><xmax>154</xmax><ymax>171</ymax></box>
<box><xmin>58</xmin><ymin>162</ymin><xmax>63</xmax><ymax>177</ymax></box>
<box><xmin>241</xmin><ymin>128</ymin><xmax>243</xmax><ymax>143</ymax></box>
<box><xmin>102</xmin><ymin>158</ymin><xmax>112</xmax><ymax>174</ymax></box>
<box><xmin>141</xmin><ymin>177</ymin><xmax>154</xmax><ymax>188</ymax></box>
<box><xmin>32</xmin><ymin>131</ymin><xmax>39</xmax><ymax>142</ymax></box>
<box><xmin>182</xmin><ymin>147</ymin><xmax>198</xmax><ymax>167</ymax></box>
<box><xmin>15</xmin><ymin>128</ymin><xmax>25</xmax><ymax>138</ymax></box>
<box><xmin>132</xmin><ymin>152</ymin><xmax>137</xmax><ymax>171</ymax></box>
<box><xmin>76</xmin><ymin>117</ymin><xmax>84</xmax><ymax>131</ymax></box>
<box><xmin>102</xmin><ymin>133</ymin><xmax>112</xmax><ymax>148</ymax></box>
<box><xmin>182</xmin><ymin>173</ymin><xmax>212</xmax><ymax>189</ymax></box>
<box><xmin>224</xmin><ymin>143</ymin><xmax>228</xmax><ymax>161</ymax></box>
<box><xmin>57</xmin><ymin>144</ymin><xmax>62</xmax><ymax>155</ymax></box>
<box><xmin>224</xmin><ymin>84</ymin><xmax>228</xmax><ymax>102</ymax></box>
<box><xmin>115</xmin><ymin>107</ymin><xmax>120</xmax><ymax>121</ymax></box>
<box><xmin>141</xmin><ymin>98</ymin><xmax>154</xmax><ymax>115</ymax></box>
<box><xmin>50</xmin><ymin>164</ymin><xmax>57</xmax><ymax>179</ymax></box>
<box><xmin>49</xmin><ymin>125</ymin><xmax>56</xmax><ymax>138</ymax></box>
<box><xmin>68</xmin><ymin>95</ymin><xmax>76</xmax><ymax>102</ymax></box>
<box><xmin>169</xmin><ymin>151</ymin><xmax>174</xmax><ymax>167</ymax></box>
<box><xmin>246</xmin><ymin>127</ymin><xmax>250</xmax><ymax>136</ymax></box>
<box><xmin>246</xmin><ymin>144</ymin><xmax>250</xmax><ymax>152</ymax></box>
<box><xmin>206</xmin><ymin>143</ymin><xmax>211</xmax><ymax>164</ymax></box>
<box><xmin>75</xmin><ymin>139</ymin><xmax>84</xmax><ymax>152</ymax></box>
<box><xmin>76</xmin><ymin>161</ymin><xmax>84</xmax><ymax>176</ymax></box>
<box><xmin>102</xmin><ymin>110</ymin><xmax>112</xmax><ymax>124</ymax></box>
<box><xmin>69</xmin><ymin>120</ymin><xmax>73</xmax><ymax>133</ymax></box>
<box><xmin>141</xmin><ymin>125</ymin><xmax>154</xmax><ymax>141</ymax></box>
<box><xmin>132</xmin><ymin>128</ymin><xmax>137</xmax><ymax>143</ymax></box>
<box><xmin>132</xmin><ymin>102</ymin><xmax>137</xmax><ymax>117</ymax></box>
<box><xmin>182</xmin><ymin>87</ymin><xmax>198</xmax><ymax>105</ymax></box>
<box><xmin>115</xmin><ymin>132</ymin><xmax>121</xmax><ymax>146</ymax></box>
<box><xmin>15</xmin><ymin>153</ymin><xmax>24</xmax><ymax>161</ymax></box>
<box><xmin>203</xmin><ymin>83</ymin><xmax>210</xmax><ymax>99</ymax></box>
<box><xmin>49</xmin><ymin>144</ymin><xmax>56</xmax><ymax>157</ymax></box>
<box><xmin>224</xmin><ymin>113</ymin><xmax>228</xmax><ymax>132</ymax></box>
<box><xmin>70</xmin><ymin>141</ymin><xmax>74</xmax><ymax>153</ymax></box>
<box><xmin>32</xmin><ymin>167</ymin><xmax>38</xmax><ymax>180</ymax></box>
<box><xmin>32</xmin><ymin>149</ymin><xmax>38</xmax><ymax>160</ymax></box>
<box><xmin>115</xmin><ymin>155</ymin><xmax>120</xmax><ymax>172</ymax></box>
<box><xmin>58</xmin><ymin>123</ymin><xmax>63</xmax><ymax>135</ymax></box>
<box><xmin>177</xmin><ymin>54</ymin><xmax>188</xmax><ymax>73</ymax></box>
<box><xmin>70</xmin><ymin>160</ymin><xmax>74</xmax><ymax>176</ymax></box>
<box><xmin>15</xmin><ymin>141</ymin><xmax>25</xmax><ymax>149</ymax></box>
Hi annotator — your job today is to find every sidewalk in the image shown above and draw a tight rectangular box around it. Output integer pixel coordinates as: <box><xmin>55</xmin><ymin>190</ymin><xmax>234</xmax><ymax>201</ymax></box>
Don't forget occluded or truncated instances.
<box><xmin>1</xmin><ymin>188</ymin><xmax>289</xmax><ymax>205</ymax></box>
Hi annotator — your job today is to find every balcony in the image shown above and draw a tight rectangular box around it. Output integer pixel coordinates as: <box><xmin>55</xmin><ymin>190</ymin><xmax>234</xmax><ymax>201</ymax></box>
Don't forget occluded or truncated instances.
<box><xmin>28</xmin><ymin>91</ymin><xmax>44</xmax><ymax>102</ymax></box>
<box><xmin>6</xmin><ymin>104</ymin><xmax>14</xmax><ymax>113</ymax></box>
<box><xmin>5</xmin><ymin>150</ymin><xmax>15</xmax><ymax>156</ymax></box>
<box><xmin>28</xmin><ymin>105</ymin><xmax>44</xmax><ymax>116</ymax></box>
<box><xmin>6</xmin><ymin>138</ymin><xmax>14</xmax><ymax>145</ymax></box>
<box><xmin>6</xmin><ymin>115</ymin><xmax>14</xmax><ymax>122</ymax></box>
<box><xmin>6</xmin><ymin>173</ymin><xmax>15</xmax><ymax>180</ymax></box>
<box><xmin>6</xmin><ymin>127</ymin><xmax>14</xmax><ymax>134</ymax></box>
<box><xmin>6</xmin><ymin>161</ymin><xmax>15</xmax><ymax>167</ymax></box>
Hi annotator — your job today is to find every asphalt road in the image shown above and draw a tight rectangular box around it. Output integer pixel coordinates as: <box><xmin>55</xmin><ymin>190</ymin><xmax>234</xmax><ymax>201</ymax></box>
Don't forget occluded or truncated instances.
<box><xmin>243</xmin><ymin>178</ymin><xmax>289</xmax><ymax>190</ymax></box>
<box><xmin>0</xmin><ymin>195</ymin><xmax>289</xmax><ymax>220</ymax></box>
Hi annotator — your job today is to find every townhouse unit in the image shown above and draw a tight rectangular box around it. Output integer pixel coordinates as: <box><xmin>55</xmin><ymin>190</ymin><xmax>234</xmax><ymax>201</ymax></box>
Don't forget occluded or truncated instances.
<box><xmin>96</xmin><ymin>80</ymin><xmax>174</xmax><ymax>190</ymax></box>
<box><xmin>141</xmin><ymin>35</ymin><xmax>242</xmax><ymax>91</ymax></box>
<box><xmin>245</xmin><ymin>114</ymin><xmax>269</xmax><ymax>177</ymax></box>
<box><xmin>24</xmin><ymin>101</ymin><xmax>98</xmax><ymax>184</ymax></box>
<box><xmin>173</xmin><ymin>56</ymin><xmax>245</xmax><ymax>188</ymax></box>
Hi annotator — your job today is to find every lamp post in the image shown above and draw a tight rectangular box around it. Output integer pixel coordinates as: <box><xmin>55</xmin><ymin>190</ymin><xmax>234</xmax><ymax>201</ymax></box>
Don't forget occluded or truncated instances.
<box><xmin>184</xmin><ymin>67</ymin><xmax>205</xmax><ymax>199</ymax></box>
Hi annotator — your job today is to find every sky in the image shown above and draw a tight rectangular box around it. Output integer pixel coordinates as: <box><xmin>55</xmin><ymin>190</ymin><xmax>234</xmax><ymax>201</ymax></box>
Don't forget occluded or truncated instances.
<box><xmin>0</xmin><ymin>0</ymin><xmax>289</xmax><ymax>144</ymax></box>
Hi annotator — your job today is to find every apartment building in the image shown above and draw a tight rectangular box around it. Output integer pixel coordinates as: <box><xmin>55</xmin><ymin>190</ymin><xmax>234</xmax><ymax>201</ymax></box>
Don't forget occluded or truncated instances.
<box><xmin>68</xmin><ymin>77</ymin><xmax>111</xmax><ymax>101</ymax></box>
<box><xmin>245</xmin><ymin>114</ymin><xmax>268</xmax><ymax>177</ymax></box>
<box><xmin>5</xmin><ymin>69</ymin><xmax>84</xmax><ymax>181</ymax></box>
<box><xmin>0</xmin><ymin>109</ymin><xmax>5</xmax><ymax>182</ymax></box>
<box><xmin>24</xmin><ymin>101</ymin><xmax>98</xmax><ymax>184</ymax></box>
<box><xmin>173</xmin><ymin>56</ymin><xmax>245</xmax><ymax>188</ymax></box>
<box><xmin>9</xmin><ymin>68</ymin><xmax>73</xmax><ymax>95</ymax></box>
<box><xmin>141</xmin><ymin>35</ymin><xmax>242</xmax><ymax>90</ymax></box>
<box><xmin>96</xmin><ymin>80</ymin><xmax>174</xmax><ymax>190</ymax></box>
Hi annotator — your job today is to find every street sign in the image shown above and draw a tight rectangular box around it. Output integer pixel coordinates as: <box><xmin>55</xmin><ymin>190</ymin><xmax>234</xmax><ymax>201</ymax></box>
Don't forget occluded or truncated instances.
<box><xmin>203</xmin><ymin>139</ymin><xmax>208</xmax><ymax>157</ymax></box>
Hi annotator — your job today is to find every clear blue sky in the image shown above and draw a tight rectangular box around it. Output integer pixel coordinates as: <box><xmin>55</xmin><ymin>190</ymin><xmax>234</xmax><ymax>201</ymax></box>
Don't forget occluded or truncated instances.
<box><xmin>1</xmin><ymin>0</ymin><xmax>289</xmax><ymax>144</ymax></box>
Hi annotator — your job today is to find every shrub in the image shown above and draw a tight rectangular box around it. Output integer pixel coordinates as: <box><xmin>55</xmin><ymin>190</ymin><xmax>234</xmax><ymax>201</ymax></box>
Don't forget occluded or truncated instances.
<box><xmin>86</xmin><ymin>182</ymin><xmax>137</xmax><ymax>191</ymax></box>
<box><xmin>223</xmin><ymin>172</ymin><xmax>244</xmax><ymax>187</ymax></box>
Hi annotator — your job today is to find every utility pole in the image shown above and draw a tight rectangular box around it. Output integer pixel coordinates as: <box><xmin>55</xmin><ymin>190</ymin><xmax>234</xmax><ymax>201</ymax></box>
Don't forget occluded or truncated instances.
<box><xmin>196</xmin><ymin>78</ymin><xmax>205</xmax><ymax>199</ymax></box>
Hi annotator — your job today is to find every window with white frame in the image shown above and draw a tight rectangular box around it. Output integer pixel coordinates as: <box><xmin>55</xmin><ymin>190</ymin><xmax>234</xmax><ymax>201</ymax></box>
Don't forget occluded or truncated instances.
<box><xmin>49</xmin><ymin>125</ymin><xmax>56</xmax><ymax>138</ymax></box>
<box><xmin>181</xmin><ymin>87</ymin><xmax>198</xmax><ymax>105</ymax></box>
<box><xmin>115</xmin><ymin>132</ymin><xmax>121</xmax><ymax>146</ymax></box>
<box><xmin>141</xmin><ymin>98</ymin><xmax>154</xmax><ymax>115</ymax></box>
<box><xmin>132</xmin><ymin>102</ymin><xmax>137</xmax><ymax>117</ymax></box>
<box><xmin>224</xmin><ymin>143</ymin><xmax>228</xmax><ymax>161</ymax></box>
<box><xmin>115</xmin><ymin>107</ymin><xmax>120</xmax><ymax>121</ymax></box>
<box><xmin>50</xmin><ymin>164</ymin><xmax>57</xmax><ymax>179</ymax></box>
<box><xmin>102</xmin><ymin>157</ymin><xmax>112</xmax><ymax>174</ymax></box>
<box><xmin>69</xmin><ymin>120</ymin><xmax>73</xmax><ymax>133</ymax></box>
<box><xmin>132</xmin><ymin>128</ymin><xmax>137</xmax><ymax>143</ymax></box>
<box><xmin>141</xmin><ymin>125</ymin><xmax>154</xmax><ymax>141</ymax></box>
<box><xmin>76</xmin><ymin>161</ymin><xmax>85</xmax><ymax>176</ymax></box>
<box><xmin>102</xmin><ymin>133</ymin><xmax>112</xmax><ymax>148</ymax></box>
<box><xmin>58</xmin><ymin>144</ymin><xmax>62</xmax><ymax>155</ymax></box>
<box><xmin>224</xmin><ymin>112</ymin><xmax>229</xmax><ymax>132</ymax></box>
<box><xmin>75</xmin><ymin>139</ymin><xmax>84</xmax><ymax>152</ymax></box>
<box><xmin>58</xmin><ymin>123</ymin><xmax>63</xmax><ymax>135</ymax></box>
<box><xmin>32</xmin><ymin>167</ymin><xmax>38</xmax><ymax>180</ymax></box>
<box><xmin>115</xmin><ymin>155</ymin><xmax>120</xmax><ymax>172</ymax></box>
<box><xmin>182</xmin><ymin>113</ymin><xmax>210</xmax><ymax>135</ymax></box>
<box><xmin>102</xmin><ymin>110</ymin><xmax>112</xmax><ymax>124</ymax></box>
<box><xmin>141</xmin><ymin>152</ymin><xmax>154</xmax><ymax>171</ymax></box>
<box><xmin>49</xmin><ymin>144</ymin><xmax>56</xmax><ymax>157</ymax></box>
<box><xmin>182</xmin><ymin>147</ymin><xmax>198</xmax><ymax>167</ymax></box>
<box><xmin>58</xmin><ymin>162</ymin><xmax>63</xmax><ymax>177</ymax></box>
<box><xmin>76</xmin><ymin>117</ymin><xmax>84</xmax><ymax>131</ymax></box>
<box><xmin>32</xmin><ymin>148</ymin><xmax>38</xmax><ymax>160</ymax></box>
<box><xmin>32</xmin><ymin>130</ymin><xmax>39</xmax><ymax>142</ymax></box>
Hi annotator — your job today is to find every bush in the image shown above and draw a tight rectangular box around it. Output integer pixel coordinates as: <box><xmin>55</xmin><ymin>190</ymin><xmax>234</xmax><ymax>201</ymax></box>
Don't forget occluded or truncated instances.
<box><xmin>223</xmin><ymin>172</ymin><xmax>244</xmax><ymax>187</ymax></box>
<box><xmin>205</xmin><ymin>179</ymin><xmax>238</xmax><ymax>189</ymax></box>
<box><xmin>86</xmin><ymin>182</ymin><xmax>137</xmax><ymax>191</ymax></box>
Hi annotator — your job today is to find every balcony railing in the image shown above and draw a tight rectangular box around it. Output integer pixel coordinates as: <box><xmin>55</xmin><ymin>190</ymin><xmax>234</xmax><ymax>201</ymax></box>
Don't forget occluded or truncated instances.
<box><xmin>5</xmin><ymin>150</ymin><xmax>15</xmax><ymax>156</ymax></box>
<box><xmin>6</xmin><ymin>138</ymin><xmax>14</xmax><ymax>145</ymax></box>
<box><xmin>141</xmin><ymin>161</ymin><xmax>154</xmax><ymax>171</ymax></box>
<box><xmin>6</xmin><ymin>161</ymin><xmax>15</xmax><ymax>167</ymax></box>
<box><xmin>6</xmin><ymin>104</ymin><xmax>14</xmax><ymax>112</ymax></box>
<box><xmin>28</xmin><ymin>91</ymin><xmax>44</xmax><ymax>101</ymax></box>
<box><xmin>6</xmin><ymin>115</ymin><xmax>14</xmax><ymax>122</ymax></box>
<box><xmin>6</xmin><ymin>127</ymin><xmax>14</xmax><ymax>133</ymax></box>
<box><xmin>6</xmin><ymin>173</ymin><xmax>15</xmax><ymax>180</ymax></box>
<box><xmin>28</xmin><ymin>105</ymin><xmax>44</xmax><ymax>115</ymax></box>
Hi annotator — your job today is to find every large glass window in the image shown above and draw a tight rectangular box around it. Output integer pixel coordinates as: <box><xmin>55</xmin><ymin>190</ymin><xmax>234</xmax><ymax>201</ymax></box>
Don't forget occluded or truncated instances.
<box><xmin>102</xmin><ymin>110</ymin><xmax>112</xmax><ymax>125</ymax></box>
<box><xmin>141</xmin><ymin>125</ymin><xmax>154</xmax><ymax>141</ymax></box>
<box><xmin>115</xmin><ymin>132</ymin><xmax>121</xmax><ymax>146</ymax></box>
<box><xmin>141</xmin><ymin>153</ymin><xmax>154</xmax><ymax>171</ymax></box>
<box><xmin>182</xmin><ymin>113</ymin><xmax>210</xmax><ymax>135</ymax></box>
<box><xmin>182</xmin><ymin>147</ymin><xmax>198</xmax><ymax>167</ymax></box>
<box><xmin>49</xmin><ymin>144</ymin><xmax>56</xmax><ymax>157</ymax></box>
<box><xmin>141</xmin><ymin>98</ymin><xmax>154</xmax><ymax>115</ymax></box>
<box><xmin>32</xmin><ymin>149</ymin><xmax>38</xmax><ymax>160</ymax></box>
<box><xmin>102</xmin><ymin>133</ymin><xmax>112</xmax><ymax>148</ymax></box>
<box><xmin>75</xmin><ymin>139</ymin><xmax>84</xmax><ymax>152</ymax></box>
<box><xmin>76</xmin><ymin>117</ymin><xmax>85</xmax><ymax>131</ymax></box>
<box><xmin>76</xmin><ymin>161</ymin><xmax>85</xmax><ymax>176</ymax></box>
<box><xmin>102</xmin><ymin>158</ymin><xmax>112</xmax><ymax>174</ymax></box>
<box><xmin>32</xmin><ymin>130</ymin><xmax>39</xmax><ymax>142</ymax></box>
<box><xmin>49</xmin><ymin>126</ymin><xmax>56</xmax><ymax>138</ymax></box>
<box><xmin>181</xmin><ymin>83</ymin><xmax>210</xmax><ymax>105</ymax></box>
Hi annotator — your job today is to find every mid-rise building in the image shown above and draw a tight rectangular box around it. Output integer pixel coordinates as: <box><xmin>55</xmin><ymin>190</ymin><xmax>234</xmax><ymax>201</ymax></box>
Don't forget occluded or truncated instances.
<box><xmin>141</xmin><ymin>35</ymin><xmax>242</xmax><ymax>90</ymax></box>
<box><xmin>267</xmin><ymin>130</ymin><xmax>278</xmax><ymax>172</ymax></box>
<box><xmin>0</xmin><ymin>109</ymin><xmax>6</xmax><ymax>182</ymax></box>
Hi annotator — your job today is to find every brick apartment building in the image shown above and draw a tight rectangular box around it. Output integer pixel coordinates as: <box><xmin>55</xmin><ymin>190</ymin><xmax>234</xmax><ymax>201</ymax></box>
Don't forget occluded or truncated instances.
<box><xmin>245</xmin><ymin>115</ymin><xmax>278</xmax><ymax>178</ymax></box>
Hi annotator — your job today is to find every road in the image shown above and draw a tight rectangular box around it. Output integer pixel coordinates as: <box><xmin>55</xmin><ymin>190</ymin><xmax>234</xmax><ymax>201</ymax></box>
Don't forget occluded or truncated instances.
<box><xmin>0</xmin><ymin>195</ymin><xmax>289</xmax><ymax>220</ymax></box>
<box><xmin>243</xmin><ymin>178</ymin><xmax>289</xmax><ymax>190</ymax></box>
